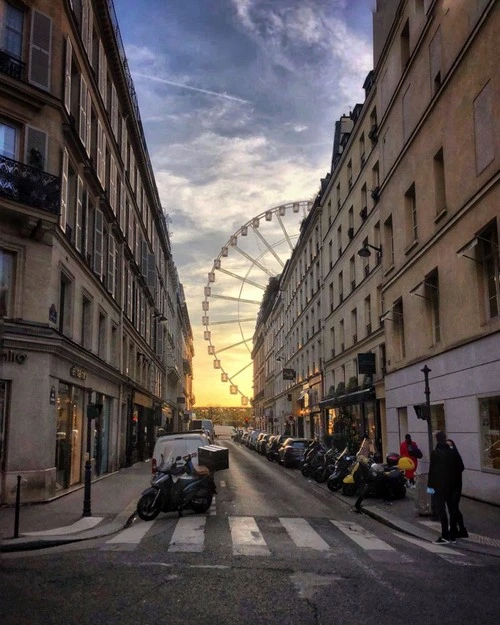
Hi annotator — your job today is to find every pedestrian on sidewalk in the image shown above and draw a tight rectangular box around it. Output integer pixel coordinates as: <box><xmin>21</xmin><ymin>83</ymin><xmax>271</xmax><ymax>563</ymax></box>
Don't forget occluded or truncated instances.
<box><xmin>447</xmin><ymin>438</ymin><xmax>468</xmax><ymax>538</ymax></box>
<box><xmin>427</xmin><ymin>430</ymin><xmax>461</xmax><ymax>544</ymax></box>
<box><xmin>400</xmin><ymin>433</ymin><xmax>422</xmax><ymax>486</ymax></box>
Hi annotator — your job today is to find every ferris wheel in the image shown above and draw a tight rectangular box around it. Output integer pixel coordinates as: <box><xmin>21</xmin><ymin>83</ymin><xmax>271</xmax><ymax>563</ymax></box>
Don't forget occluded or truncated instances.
<box><xmin>202</xmin><ymin>200</ymin><xmax>313</xmax><ymax>405</ymax></box>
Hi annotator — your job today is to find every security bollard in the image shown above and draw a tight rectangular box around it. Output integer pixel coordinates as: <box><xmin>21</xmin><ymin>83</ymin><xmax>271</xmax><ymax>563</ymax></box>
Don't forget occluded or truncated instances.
<box><xmin>14</xmin><ymin>474</ymin><xmax>22</xmax><ymax>538</ymax></box>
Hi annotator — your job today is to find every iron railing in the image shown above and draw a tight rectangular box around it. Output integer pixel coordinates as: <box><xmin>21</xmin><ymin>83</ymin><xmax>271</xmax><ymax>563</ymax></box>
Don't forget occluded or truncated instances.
<box><xmin>0</xmin><ymin>154</ymin><xmax>61</xmax><ymax>214</ymax></box>
<box><xmin>0</xmin><ymin>48</ymin><xmax>25</xmax><ymax>81</ymax></box>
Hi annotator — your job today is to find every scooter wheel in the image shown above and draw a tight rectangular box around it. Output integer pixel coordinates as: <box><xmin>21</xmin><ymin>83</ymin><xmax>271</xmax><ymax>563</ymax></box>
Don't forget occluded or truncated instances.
<box><xmin>301</xmin><ymin>465</ymin><xmax>312</xmax><ymax>477</ymax></box>
<box><xmin>342</xmin><ymin>483</ymin><xmax>357</xmax><ymax>497</ymax></box>
<box><xmin>394</xmin><ymin>484</ymin><xmax>406</xmax><ymax>499</ymax></box>
<box><xmin>315</xmin><ymin>470</ymin><xmax>328</xmax><ymax>483</ymax></box>
<box><xmin>191</xmin><ymin>492</ymin><xmax>213</xmax><ymax>513</ymax></box>
<box><xmin>327</xmin><ymin>478</ymin><xmax>341</xmax><ymax>492</ymax></box>
<box><xmin>137</xmin><ymin>492</ymin><xmax>161</xmax><ymax>521</ymax></box>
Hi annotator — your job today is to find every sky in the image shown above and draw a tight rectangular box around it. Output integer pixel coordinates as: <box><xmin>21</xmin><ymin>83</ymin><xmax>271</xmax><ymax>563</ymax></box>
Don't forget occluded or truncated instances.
<box><xmin>114</xmin><ymin>0</ymin><xmax>375</xmax><ymax>407</ymax></box>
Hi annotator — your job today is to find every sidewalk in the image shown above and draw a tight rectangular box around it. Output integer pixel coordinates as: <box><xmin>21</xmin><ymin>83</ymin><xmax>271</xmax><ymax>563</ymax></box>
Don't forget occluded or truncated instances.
<box><xmin>1</xmin><ymin>460</ymin><xmax>500</xmax><ymax>557</ymax></box>
<box><xmin>0</xmin><ymin>461</ymin><xmax>152</xmax><ymax>553</ymax></box>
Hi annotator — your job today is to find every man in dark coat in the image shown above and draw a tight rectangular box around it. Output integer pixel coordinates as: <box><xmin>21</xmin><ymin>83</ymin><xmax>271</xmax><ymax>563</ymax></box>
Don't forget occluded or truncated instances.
<box><xmin>427</xmin><ymin>430</ymin><xmax>462</xmax><ymax>544</ymax></box>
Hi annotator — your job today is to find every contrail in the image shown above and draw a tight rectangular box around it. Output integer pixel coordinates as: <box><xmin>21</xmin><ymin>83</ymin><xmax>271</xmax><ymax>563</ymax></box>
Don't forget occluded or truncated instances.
<box><xmin>132</xmin><ymin>72</ymin><xmax>251</xmax><ymax>104</ymax></box>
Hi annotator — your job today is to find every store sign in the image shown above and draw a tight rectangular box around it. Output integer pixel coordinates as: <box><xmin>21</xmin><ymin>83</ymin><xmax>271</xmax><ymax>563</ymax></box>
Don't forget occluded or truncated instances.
<box><xmin>70</xmin><ymin>366</ymin><xmax>87</xmax><ymax>380</ymax></box>
<box><xmin>357</xmin><ymin>353</ymin><xmax>376</xmax><ymax>375</ymax></box>
<box><xmin>283</xmin><ymin>368</ymin><xmax>296</xmax><ymax>380</ymax></box>
<box><xmin>177</xmin><ymin>396</ymin><xmax>186</xmax><ymax>404</ymax></box>
<box><xmin>1</xmin><ymin>350</ymin><xmax>28</xmax><ymax>364</ymax></box>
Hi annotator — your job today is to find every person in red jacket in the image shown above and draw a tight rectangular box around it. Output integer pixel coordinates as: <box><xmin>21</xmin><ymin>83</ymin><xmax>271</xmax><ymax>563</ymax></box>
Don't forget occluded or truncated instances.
<box><xmin>400</xmin><ymin>433</ymin><xmax>422</xmax><ymax>486</ymax></box>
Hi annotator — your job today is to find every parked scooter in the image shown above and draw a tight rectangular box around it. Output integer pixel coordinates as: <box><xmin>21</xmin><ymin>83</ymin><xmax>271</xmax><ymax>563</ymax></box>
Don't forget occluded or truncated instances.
<box><xmin>327</xmin><ymin>447</ymin><xmax>356</xmax><ymax>491</ymax></box>
<box><xmin>137</xmin><ymin>453</ymin><xmax>216</xmax><ymax>521</ymax></box>
<box><xmin>342</xmin><ymin>453</ymin><xmax>410</xmax><ymax>500</ymax></box>
<box><xmin>313</xmin><ymin>446</ymin><xmax>339</xmax><ymax>483</ymax></box>
<box><xmin>300</xmin><ymin>440</ymin><xmax>326</xmax><ymax>477</ymax></box>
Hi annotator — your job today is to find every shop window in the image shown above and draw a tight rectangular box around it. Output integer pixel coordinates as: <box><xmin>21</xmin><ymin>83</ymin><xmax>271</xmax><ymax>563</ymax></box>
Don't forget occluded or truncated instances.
<box><xmin>0</xmin><ymin>248</ymin><xmax>16</xmax><ymax>318</ymax></box>
<box><xmin>479</xmin><ymin>395</ymin><xmax>500</xmax><ymax>471</ymax></box>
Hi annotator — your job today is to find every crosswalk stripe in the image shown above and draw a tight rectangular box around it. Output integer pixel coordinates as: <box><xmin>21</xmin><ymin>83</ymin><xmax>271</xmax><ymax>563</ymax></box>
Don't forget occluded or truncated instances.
<box><xmin>229</xmin><ymin>516</ymin><xmax>270</xmax><ymax>556</ymax></box>
<box><xmin>331</xmin><ymin>520</ymin><xmax>396</xmax><ymax>551</ymax></box>
<box><xmin>395</xmin><ymin>533</ymin><xmax>460</xmax><ymax>554</ymax></box>
<box><xmin>279</xmin><ymin>518</ymin><xmax>330</xmax><ymax>551</ymax></box>
<box><xmin>169</xmin><ymin>516</ymin><xmax>206</xmax><ymax>552</ymax></box>
<box><xmin>106</xmin><ymin>519</ymin><xmax>154</xmax><ymax>544</ymax></box>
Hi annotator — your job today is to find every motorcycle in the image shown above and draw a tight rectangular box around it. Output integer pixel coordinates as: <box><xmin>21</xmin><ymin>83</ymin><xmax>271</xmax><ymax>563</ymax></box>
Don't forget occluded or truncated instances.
<box><xmin>313</xmin><ymin>446</ymin><xmax>339</xmax><ymax>483</ymax></box>
<box><xmin>342</xmin><ymin>453</ymin><xmax>409</xmax><ymax>500</ymax></box>
<box><xmin>327</xmin><ymin>447</ymin><xmax>356</xmax><ymax>491</ymax></box>
<box><xmin>137</xmin><ymin>453</ymin><xmax>217</xmax><ymax>521</ymax></box>
<box><xmin>300</xmin><ymin>441</ymin><xmax>326</xmax><ymax>477</ymax></box>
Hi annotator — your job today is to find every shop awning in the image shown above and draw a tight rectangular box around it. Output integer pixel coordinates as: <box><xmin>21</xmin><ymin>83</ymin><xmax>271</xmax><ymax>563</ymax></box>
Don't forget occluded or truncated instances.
<box><xmin>319</xmin><ymin>387</ymin><xmax>375</xmax><ymax>409</ymax></box>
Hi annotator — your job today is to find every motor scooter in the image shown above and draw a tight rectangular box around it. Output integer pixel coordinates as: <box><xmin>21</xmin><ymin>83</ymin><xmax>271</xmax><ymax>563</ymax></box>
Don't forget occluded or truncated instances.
<box><xmin>137</xmin><ymin>453</ymin><xmax>216</xmax><ymax>521</ymax></box>
<box><xmin>300</xmin><ymin>440</ymin><xmax>326</xmax><ymax>477</ymax></box>
<box><xmin>342</xmin><ymin>453</ymin><xmax>410</xmax><ymax>500</ymax></box>
<box><xmin>327</xmin><ymin>447</ymin><xmax>356</xmax><ymax>491</ymax></box>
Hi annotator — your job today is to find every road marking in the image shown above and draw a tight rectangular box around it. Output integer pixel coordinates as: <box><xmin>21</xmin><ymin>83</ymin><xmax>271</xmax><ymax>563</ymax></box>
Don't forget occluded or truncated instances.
<box><xmin>395</xmin><ymin>533</ymin><xmax>461</xmax><ymax>554</ymax></box>
<box><xmin>106</xmin><ymin>519</ymin><xmax>154</xmax><ymax>544</ymax></box>
<box><xmin>280</xmin><ymin>518</ymin><xmax>330</xmax><ymax>551</ymax></box>
<box><xmin>229</xmin><ymin>516</ymin><xmax>270</xmax><ymax>556</ymax></box>
<box><xmin>331</xmin><ymin>520</ymin><xmax>396</xmax><ymax>551</ymax></box>
<box><xmin>169</xmin><ymin>516</ymin><xmax>206</xmax><ymax>552</ymax></box>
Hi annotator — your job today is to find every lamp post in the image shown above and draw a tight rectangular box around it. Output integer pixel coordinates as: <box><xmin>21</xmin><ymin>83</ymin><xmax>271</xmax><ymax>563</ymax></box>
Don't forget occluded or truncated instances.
<box><xmin>82</xmin><ymin>389</ymin><xmax>93</xmax><ymax>517</ymax></box>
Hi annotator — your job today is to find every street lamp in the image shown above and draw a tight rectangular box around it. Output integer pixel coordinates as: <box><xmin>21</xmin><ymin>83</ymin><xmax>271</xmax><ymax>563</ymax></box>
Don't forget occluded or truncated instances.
<box><xmin>357</xmin><ymin>242</ymin><xmax>382</xmax><ymax>258</ymax></box>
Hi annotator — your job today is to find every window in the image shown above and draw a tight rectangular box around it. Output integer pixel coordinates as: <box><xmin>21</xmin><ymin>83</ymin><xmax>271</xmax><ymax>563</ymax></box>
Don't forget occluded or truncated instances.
<box><xmin>81</xmin><ymin>295</ymin><xmax>93</xmax><ymax>350</ymax></box>
<box><xmin>405</xmin><ymin>183</ymin><xmax>417</xmax><ymax>244</ymax></box>
<box><xmin>336</xmin><ymin>183</ymin><xmax>341</xmax><ymax>210</ymax></box>
<box><xmin>0</xmin><ymin>1</ymin><xmax>23</xmax><ymax>78</ymax></box>
<box><xmin>384</xmin><ymin>215</ymin><xmax>394</xmax><ymax>267</ymax></box>
<box><xmin>365</xmin><ymin>295</ymin><xmax>372</xmax><ymax>335</ymax></box>
<box><xmin>347</xmin><ymin>160</ymin><xmax>352</xmax><ymax>189</ymax></box>
<box><xmin>351</xmin><ymin>308</ymin><xmax>357</xmax><ymax>344</ymax></box>
<box><xmin>339</xmin><ymin>319</ymin><xmax>345</xmax><ymax>351</ymax></box>
<box><xmin>59</xmin><ymin>271</ymin><xmax>73</xmax><ymax>335</ymax></box>
<box><xmin>401</xmin><ymin>19</ymin><xmax>410</xmax><ymax>70</ymax></box>
<box><xmin>359</xmin><ymin>133</ymin><xmax>365</xmax><ymax>167</ymax></box>
<box><xmin>479</xmin><ymin>395</ymin><xmax>500</xmax><ymax>471</ymax></box>
<box><xmin>98</xmin><ymin>310</ymin><xmax>107</xmax><ymax>359</ymax></box>
<box><xmin>433</xmin><ymin>148</ymin><xmax>446</xmax><ymax>216</ymax></box>
<box><xmin>337</xmin><ymin>225</ymin><xmax>342</xmax><ymax>257</ymax></box>
<box><xmin>0</xmin><ymin>121</ymin><xmax>17</xmax><ymax>159</ymax></box>
<box><xmin>338</xmin><ymin>271</ymin><xmax>343</xmax><ymax>303</ymax></box>
<box><xmin>330</xmin><ymin>327</ymin><xmax>335</xmax><ymax>357</ymax></box>
<box><xmin>328</xmin><ymin>240</ymin><xmax>333</xmax><ymax>269</ymax></box>
<box><xmin>0</xmin><ymin>248</ymin><xmax>16</xmax><ymax>317</ymax></box>
<box><xmin>393</xmin><ymin>298</ymin><xmax>405</xmax><ymax>360</ymax></box>
<box><xmin>474</xmin><ymin>82</ymin><xmax>494</xmax><ymax>174</ymax></box>
<box><xmin>426</xmin><ymin>269</ymin><xmax>440</xmax><ymax>344</ymax></box>
<box><xmin>329</xmin><ymin>282</ymin><xmax>334</xmax><ymax>312</ymax></box>
<box><xmin>481</xmin><ymin>223</ymin><xmax>500</xmax><ymax>319</ymax></box>
<box><xmin>429</xmin><ymin>27</ymin><xmax>442</xmax><ymax>94</ymax></box>
<box><xmin>350</xmin><ymin>256</ymin><xmax>356</xmax><ymax>291</ymax></box>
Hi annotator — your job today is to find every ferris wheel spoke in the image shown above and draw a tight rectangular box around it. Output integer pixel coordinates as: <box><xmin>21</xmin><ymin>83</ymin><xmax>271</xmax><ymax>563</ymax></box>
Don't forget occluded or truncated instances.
<box><xmin>206</xmin><ymin>318</ymin><xmax>257</xmax><ymax>326</ymax></box>
<box><xmin>210</xmin><ymin>294</ymin><xmax>262</xmax><ymax>305</ymax></box>
<box><xmin>276</xmin><ymin>213</ymin><xmax>295</xmax><ymax>251</ymax></box>
<box><xmin>251</xmin><ymin>226</ymin><xmax>285</xmax><ymax>268</ymax></box>
<box><xmin>214</xmin><ymin>338</ymin><xmax>252</xmax><ymax>354</ymax></box>
<box><xmin>216</xmin><ymin>267</ymin><xmax>267</xmax><ymax>290</ymax></box>
<box><xmin>232</xmin><ymin>245</ymin><xmax>276</xmax><ymax>277</ymax></box>
<box><xmin>229</xmin><ymin>360</ymin><xmax>254</xmax><ymax>379</ymax></box>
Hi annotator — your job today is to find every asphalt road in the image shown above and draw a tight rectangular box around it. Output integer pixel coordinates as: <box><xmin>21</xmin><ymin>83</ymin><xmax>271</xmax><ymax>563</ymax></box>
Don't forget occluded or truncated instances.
<box><xmin>2</xmin><ymin>440</ymin><xmax>499</xmax><ymax>625</ymax></box>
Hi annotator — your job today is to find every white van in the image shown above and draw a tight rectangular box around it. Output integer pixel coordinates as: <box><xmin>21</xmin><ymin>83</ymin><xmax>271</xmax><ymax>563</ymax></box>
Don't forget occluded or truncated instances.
<box><xmin>151</xmin><ymin>432</ymin><xmax>209</xmax><ymax>473</ymax></box>
<box><xmin>190</xmin><ymin>419</ymin><xmax>215</xmax><ymax>442</ymax></box>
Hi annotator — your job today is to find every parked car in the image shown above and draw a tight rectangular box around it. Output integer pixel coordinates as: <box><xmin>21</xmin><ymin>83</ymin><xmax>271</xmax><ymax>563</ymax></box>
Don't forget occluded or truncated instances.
<box><xmin>278</xmin><ymin>438</ymin><xmax>313</xmax><ymax>468</ymax></box>
<box><xmin>246</xmin><ymin>430</ymin><xmax>262</xmax><ymax>450</ymax></box>
<box><xmin>256</xmin><ymin>433</ymin><xmax>272</xmax><ymax>454</ymax></box>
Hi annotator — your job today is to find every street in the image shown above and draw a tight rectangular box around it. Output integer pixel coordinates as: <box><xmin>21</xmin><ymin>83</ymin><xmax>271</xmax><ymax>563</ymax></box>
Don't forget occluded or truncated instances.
<box><xmin>2</xmin><ymin>441</ymin><xmax>499</xmax><ymax>625</ymax></box>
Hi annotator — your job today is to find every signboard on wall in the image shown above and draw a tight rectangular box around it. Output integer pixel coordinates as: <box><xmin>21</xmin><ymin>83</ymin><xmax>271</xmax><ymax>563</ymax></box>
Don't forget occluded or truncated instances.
<box><xmin>283</xmin><ymin>368</ymin><xmax>296</xmax><ymax>380</ymax></box>
<box><xmin>357</xmin><ymin>353</ymin><xmax>376</xmax><ymax>375</ymax></box>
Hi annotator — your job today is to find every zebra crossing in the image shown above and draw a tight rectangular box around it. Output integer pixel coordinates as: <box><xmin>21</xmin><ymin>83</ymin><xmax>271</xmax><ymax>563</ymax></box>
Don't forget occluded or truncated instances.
<box><xmin>100</xmin><ymin>512</ymin><xmax>483</xmax><ymax>566</ymax></box>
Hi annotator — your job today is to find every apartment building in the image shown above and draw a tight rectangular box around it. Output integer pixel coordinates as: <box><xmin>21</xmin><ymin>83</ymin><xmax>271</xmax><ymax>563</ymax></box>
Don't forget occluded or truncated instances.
<box><xmin>252</xmin><ymin>0</ymin><xmax>499</xmax><ymax>504</ymax></box>
<box><xmin>374</xmin><ymin>0</ymin><xmax>499</xmax><ymax>503</ymax></box>
<box><xmin>0</xmin><ymin>0</ymin><xmax>192</xmax><ymax>503</ymax></box>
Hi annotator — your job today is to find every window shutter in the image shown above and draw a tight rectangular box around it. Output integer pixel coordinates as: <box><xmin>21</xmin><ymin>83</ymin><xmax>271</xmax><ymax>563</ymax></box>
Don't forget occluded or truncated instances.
<box><xmin>109</xmin><ymin>155</ymin><xmax>116</xmax><ymax>214</ymax></box>
<box><xmin>141</xmin><ymin>237</ymin><xmax>148</xmax><ymax>277</ymax></box>
<box><xmin>85</xmin><ymin>90</ymin><xmax>92</xmax><ymax>156</ymax></box>
<box><xmin>119</xmin><ymin>183</ymin><xmax>126</xmax><ymax>233</ymax></box>
<box><xmin>121</xmin><ymin>118</ymin><xmax>128</xmax><ymax>164</ymax></box>
<box><xmin>108</xmin><ymin>234</ymin><xmax>116</xmax><ymax>297</ymax></box>
<box><xmin>94</xmin><ymin>208</ymin><xmax>103</xmax><ymax>276</ymax></box>
<box><xmin>79</xmin><ymin>76</ymin><xmax>87</xmax><ymax>147</ymax></box>
<box><xmin>96</xmin><ymin>119</ymin><xmax>104</xmax><ymax>184</ymax></box>
<box><xmin>60</xmin><ymin>149</ymin><xmax>69</xmax><ymax>231</ymax></box>
<box><xmin>29</xmin><ymin>10</ymin><xmax>52</xmax><ymax>91</ymax></box>
<box><xmin>98</xmin><ymin>39</ymin><xmax>107</xmax><ymax>98</ymax></box>
<box><xmin>111</xmin><ymin>84</ymin><xmax>118</xmax><ymax>138</ymax></box>
<box><xmin>26</xmin><ymin>126</ymin><xmax>47</xmax><ymax>168</ymax></box>
<box><xmin>81</xmin><ymin>0</ymin><xmax>89</xmax><ymax>53</ymax></box>
<box><xmin>147</xmin><ymin>253</ymin><xmax>156</xmax><ymax>290</ymax></box>
<box><xmin>75</xmin><ymin>176</ymin><xmax>83</xmax><ymax>251</ymax></box>
<box><xmin>127</xmin><ymin>271</ymin><xmax>133</xmax><ymax>318</ymax></box>
<box><xmin>64</xmin><ymin>37</ymin><xmax>72</xmax><ymax>113</ymax></box>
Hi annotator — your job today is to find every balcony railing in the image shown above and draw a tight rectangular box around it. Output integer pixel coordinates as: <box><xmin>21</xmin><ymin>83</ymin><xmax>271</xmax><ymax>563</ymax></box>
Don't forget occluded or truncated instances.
<box><xmin>0</xmin><ymin>154</ymin><xmax>61</xmax><ymax>214</ymax></box>
<box><xmin>0</xmin><ymin>49</ymin><xmax>25</xmax><ymax>81</ymax></box>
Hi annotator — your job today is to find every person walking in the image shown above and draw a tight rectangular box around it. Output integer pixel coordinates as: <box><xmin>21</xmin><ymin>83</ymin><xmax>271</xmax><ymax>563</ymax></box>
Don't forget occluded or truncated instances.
<box><xmin>427</xmin><ymin>430</ymin><xmax>462</xmax><ymax>544</ymax></box>
<box><xmin>400</xmin><ymin>433</ymin><xmax>422</xmax><ymax>486</ymax></box>
<box><xmin>447</xmin><ymin>438</ymin><xmax>468</xmax><ymax>538</ymax></box>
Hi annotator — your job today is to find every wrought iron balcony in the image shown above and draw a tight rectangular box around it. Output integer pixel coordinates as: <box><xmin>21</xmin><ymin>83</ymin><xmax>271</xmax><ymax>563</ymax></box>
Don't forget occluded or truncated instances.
<box><xmin>0</xmin><ymin>48</ymin><xmax>25</xmax><ymax>81</ymax></box>
<box><xmin>0</xmin><ymin>154</ymin><xmax>60</xmax><ymax>214</ymax></box>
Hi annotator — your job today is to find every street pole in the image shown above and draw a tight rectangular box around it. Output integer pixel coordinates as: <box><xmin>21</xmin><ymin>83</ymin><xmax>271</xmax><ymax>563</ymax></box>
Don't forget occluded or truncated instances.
<box><xmin>421</xmin><ymin>365</ymin><xmax>433</xmax><ymax>456</ymax></box>
<box><xmin>82</xmin><ymin>389</ymin><xmax>93</xmax><ymax>517</ymax></box>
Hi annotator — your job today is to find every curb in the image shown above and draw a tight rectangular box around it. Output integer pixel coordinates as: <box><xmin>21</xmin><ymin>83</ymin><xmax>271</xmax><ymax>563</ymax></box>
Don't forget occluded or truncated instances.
<box><xmin>1</xmin><ymin>509</ymin><xmax>137</xmax><ymax>554</ymax></box>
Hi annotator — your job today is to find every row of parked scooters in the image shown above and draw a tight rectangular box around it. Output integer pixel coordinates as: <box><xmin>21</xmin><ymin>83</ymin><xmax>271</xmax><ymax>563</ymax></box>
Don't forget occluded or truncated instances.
<box><xmin>236</xmin><ymin>430</ymin><xmax>415</xmax><ymax>502</ymax></box>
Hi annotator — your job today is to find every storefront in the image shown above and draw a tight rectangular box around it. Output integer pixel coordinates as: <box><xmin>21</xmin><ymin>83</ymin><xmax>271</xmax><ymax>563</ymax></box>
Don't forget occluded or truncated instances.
<box><xmin>55</xmin><ymin>381</ymin><xmax>84</xmax><ymax>490</ymax></box>
<box><xmin>319</xmin><ymin>387</ymin><xmax>380</xmax><ymax>453</ymax></box>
